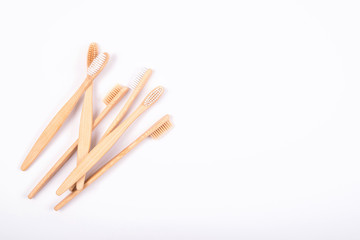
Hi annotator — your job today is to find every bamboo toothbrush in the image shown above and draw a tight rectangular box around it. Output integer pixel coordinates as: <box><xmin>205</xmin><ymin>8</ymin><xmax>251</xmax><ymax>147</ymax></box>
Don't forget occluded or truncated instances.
<box><xmin>71</xmin><ymin>42</ymin><xmax>98</xmax><ymax>191</ymax></box>
<box><xmin>56</xmin><ymin>86</ymin><xmax>165</xmax><ymax>195</ymax></box>
<box><xmin>21</xmin><ymin>52</ymin><xmax>109</xmax><ymax>171</ymax></box>
<box><xmin>54</xmin><ymin>114</ymin><xmax>173</xmax><ymax>210</ymax></box>
<box><xmin>100</xmin><ymin>68</ymin><xmax>152</xmax><ymax>139</ymax></box>
<box><xmin>74</xmin><ymin>43</ymin><xmax>97</xmax><ymax>191</ymax></box>
<box><xmin>28</xmin><ymin>84</ymin><xmax>128</xmax><ymax>199</ymax></box>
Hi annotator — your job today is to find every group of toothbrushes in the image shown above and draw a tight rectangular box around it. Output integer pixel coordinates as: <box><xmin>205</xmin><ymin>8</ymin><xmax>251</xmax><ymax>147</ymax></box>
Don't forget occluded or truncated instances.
<box><xmin>21</xmin><ymin>43</ymin><xmax>173</xmax><ymax>210</ymax></box>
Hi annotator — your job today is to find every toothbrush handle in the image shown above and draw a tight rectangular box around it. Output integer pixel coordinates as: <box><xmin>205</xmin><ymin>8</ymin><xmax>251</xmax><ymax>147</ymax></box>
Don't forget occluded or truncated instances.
<box><xmin>75</xmin><ymin>83</ymin><xmax>93</xmax><ymax>190</ymax></box>
<box><xmin>21</xmin><ymin>76</ymin><xmax>93</xmax><ymax>171</ymax></box>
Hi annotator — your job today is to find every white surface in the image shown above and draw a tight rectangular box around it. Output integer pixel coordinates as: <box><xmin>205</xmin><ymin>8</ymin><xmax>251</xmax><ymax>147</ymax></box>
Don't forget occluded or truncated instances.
<box><xmin>1</xmin><ymin>0</ymin><xmax>360</xmax><ymax>239</ymax></box>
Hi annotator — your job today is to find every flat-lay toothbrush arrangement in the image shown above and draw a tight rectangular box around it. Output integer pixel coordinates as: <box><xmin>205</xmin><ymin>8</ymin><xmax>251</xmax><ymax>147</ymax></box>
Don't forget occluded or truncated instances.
<box><xmin>23</xmin><ymin>43</ymin><xmax>173</xmax><ymax>210</ymax></box>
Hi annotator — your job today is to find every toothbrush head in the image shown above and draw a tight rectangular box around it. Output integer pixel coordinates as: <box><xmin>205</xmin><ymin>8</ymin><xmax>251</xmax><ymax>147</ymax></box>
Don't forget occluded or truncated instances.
<box><xmin>142</xmin><ymin>86</ymin><xmax>164</xmax><ymax>107</ymax></box>
<box><xmin>87</xmin><ymin>43</ymin><xmax>98</xmax><ymax>67</ymax></box>
<box><xmin>103</xmin><ymin>84</ymin><xmax>129</xmax><ymax>105</ymax></box>
<box><xmin>129</xmin><ymin>68</ymin><xmax>152</xmax><ymax>90</ymax></box>
<box><xmin>87</xmin><ymin>52</ymin><xmax>109</xmax><ymax>77</ymax></box>
<box><xmin>149</xmin><ymin>115</ymin><xmax>173</xmax><ymax>139</ymax></box>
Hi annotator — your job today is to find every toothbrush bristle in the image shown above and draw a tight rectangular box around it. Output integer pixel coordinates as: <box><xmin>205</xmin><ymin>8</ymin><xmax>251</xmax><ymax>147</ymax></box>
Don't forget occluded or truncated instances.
<box><xmin>150</xmin><ymin>120</ymin><xmax>173</xmax><ymax>139</ymax></box>
<box><xmin>129</xmin><ymin>67</ymin><xmax>148</xmax><ymax>90</ymax></box>
<box><xmin>143</xmin><ymin>86</ymin><xmax>164</xmax><ymax>107</ymax></box>
<box><xmin>87</xmin><ymin>53</ymin><xmax>107</xmax><ymax>76</ymax></box>
<box><xmin>87</xmin><ymin>43</ymin><xmax>98</xmax><ymax>67</ymax></box>
<box><xmin>103</xmin><ymin>84</ymin><xmax>127</xmax><ymax>105</ymax></box>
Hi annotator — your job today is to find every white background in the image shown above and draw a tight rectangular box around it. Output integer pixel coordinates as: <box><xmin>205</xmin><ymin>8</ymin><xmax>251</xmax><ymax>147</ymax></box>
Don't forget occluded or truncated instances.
<box><xmin>1</xmin><ymin>0</ymin><xmax>360</xmax><ymax>239</ymax></box>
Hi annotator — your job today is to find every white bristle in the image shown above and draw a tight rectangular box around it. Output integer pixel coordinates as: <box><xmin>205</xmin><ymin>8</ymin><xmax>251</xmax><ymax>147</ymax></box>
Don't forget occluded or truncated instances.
<box><xmin>129</xmin><ymin>67</ymin><xmax>148</xmax><ymax>90</ymax></box>
<box><xmin>87</xmin><ymin>53</ymin><xmax>107</xmax><ymax>76</ymax></box>
<box><xmin>143</xmin><ymin>86</ymin><xmax>164</xmax><ymax>106</ymax></box>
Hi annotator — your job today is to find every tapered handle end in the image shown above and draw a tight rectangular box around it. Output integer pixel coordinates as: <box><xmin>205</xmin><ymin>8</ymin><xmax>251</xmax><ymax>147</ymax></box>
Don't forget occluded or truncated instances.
<box><xmin>21</xmin><ymin>159</ymin><xmax>31</xmax><ymax>171</ymax></box>
<box><xmin>56</xmin><ymin>188</ymin><xmax>63</xmax><ymax>196</ymax></box>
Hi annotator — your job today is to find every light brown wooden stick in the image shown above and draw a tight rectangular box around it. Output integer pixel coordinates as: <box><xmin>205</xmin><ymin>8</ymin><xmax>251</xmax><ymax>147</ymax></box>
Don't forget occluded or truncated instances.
<box><xmin>27</xmin><ymin>86</ymin><xmax>128</xmax><ymax>199</ymax></box>
<box><xmin>56</xmin><ymin>86</ymin><xmax>164</xmax><ymax>195</ymax></box>
<box><xmin>75</xmin><ymin>42</ymin><xmax>96</xmax><ymax>191</ymax></box>
<box><xmin>75</xmin><ymin>84</ymin><xmax>93</xmax><ymax>190</ymax></box>
<box><xmin>69</xmin><ymin>42</ymin><xmax>97</xmax><ymax>192</ymax></box>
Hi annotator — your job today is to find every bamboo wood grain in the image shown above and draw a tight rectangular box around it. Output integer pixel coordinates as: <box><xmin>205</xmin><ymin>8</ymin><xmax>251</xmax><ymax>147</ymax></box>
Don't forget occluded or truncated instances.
<box><xmin>27</xmin><ymin>85</ymin><xmax>128</xmax><ymax>199</ymax></box>
<box><xmin>56</xmin><ymin>86</ymin><xmax>164</xmax><ymax>195</ymax></box>
<box><xmin>54</xmin><ymin>115</ymin><xmax>172</xmax><ymax>210</ymax></box>
<box><xmin>75</xmin><ymin>84</ymin><xmax>93</xmax><ymax>190</ymax></box>
<box><xmin>21</xmin><ymin>53</ymin><xmax>109</xmax><ymax>171</ymax></box>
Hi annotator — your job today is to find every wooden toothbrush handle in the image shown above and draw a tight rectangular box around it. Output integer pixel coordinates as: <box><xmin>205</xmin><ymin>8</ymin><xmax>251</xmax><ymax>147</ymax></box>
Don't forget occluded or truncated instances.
<box><xmin>75</xmin><ymin>84</ymin><xmax>93</xmax><ymax>190</ymax></box>
<box><xmin>21</xmin><ymin>77</ymin><xmax>93</xmax><ymax>171</ymax></box>
<box><xmin>56</xmin><ymin>106</ymin><xmax>145</xmax><ymax>195</ymax></box>
<box><xmin>54</xmin><ymin>133</ymin><xmax>147</xmax><ymax>210</ymax></box>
